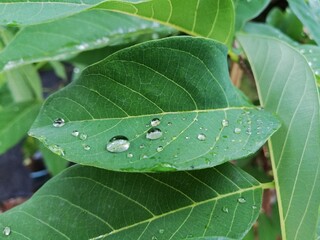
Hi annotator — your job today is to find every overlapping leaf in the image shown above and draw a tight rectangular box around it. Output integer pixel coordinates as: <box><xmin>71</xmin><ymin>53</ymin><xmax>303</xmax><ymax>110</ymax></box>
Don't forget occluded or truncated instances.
<box><xmin>0</xmin><ymin>101</ymin><xmax>41</xmax><ymax>154</ymax></box>
<box><xmin>0</xmin><ymin>10</ymin><xmax>175</xmax><ymax>72</ymax></box>
<box><xmin>29</xmin><ymin>37</ymin><xmax>280</xmax><ymax>172</ymax></box>
<box><xmin>0</xmin><ymin>163</ymin><xmax>264</xmax><ymax>239</ymax></box>
<box><xmin>238</xmin><ymin>34</ymin><xmax>320</xmax><ymax>240</ymax></box>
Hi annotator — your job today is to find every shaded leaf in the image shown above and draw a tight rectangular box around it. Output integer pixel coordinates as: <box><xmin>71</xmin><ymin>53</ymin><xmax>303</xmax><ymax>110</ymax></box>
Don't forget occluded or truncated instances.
<box><xmin>288</xmin><ymin>0</ymin><xmax>320</xmax><ymax>46</ymax></box>
<box><xmin>233</xmin><ymin>0</ymin><xmax>269</xmax><ymax>31</ymax></box>
<box><xmin>0</xmin><ymin>101</ymin><xmax>41</xmax><ymax>154</ymax></box>
<box><xmin>29</xmin><ymin>37</ymin><xmax>280</xmax><ymax>172</ymax></box>
<box><xmin>0</xmin><ymin>162</ymin><xmax>264</xmax><ymax>239</ymax></box>
<box><xmin>238</xmin><ymin>34</ymin><xmax>320</xmax><ymax>240</ymax></box>
<box><xmin>0</xmin><ymin>10</ymin><xmax>175</xmax><ymax>72</ymax></box>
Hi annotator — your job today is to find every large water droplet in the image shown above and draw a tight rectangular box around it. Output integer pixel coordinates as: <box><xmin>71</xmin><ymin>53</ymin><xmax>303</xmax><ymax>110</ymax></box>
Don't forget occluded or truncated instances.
<box><xmin>157</xmin><ymin>146</ymin><xmax>163</xmax><ymax>152</ymax></box>
<box><xmin>83</xmin><ymin>144</ymin><xmax>91</xmax><ymax>151</ymax></box>
<box><xmin>71</xmin><ymin>130</ymin><xmax>79</xmax><ymax>137</ymax></box>
<box><xmin>53</xmin><ymin>118</ymin><xmax>65</xmax><ymax>127</ymax></box>
<box><xmin>49</xmin><ymin>145</ymin><xmax>65</xmax><ymax>156</ymax></box>
<box><xmin>106</xmin><ymin>136</ymin><xmax>130</xmax><ymax>153</ymax></box>
<box><xmin>222</xmin><ymin>206</ymin><xmax>229</xmax><ymax>213</ymax></box>
<box><xmin>221</xmin><ymin>119</ymin><xmax>229</xmax><ymax>127</ymax></box>
<box><xmin>151</xmin><ymin>118</ymin><xmax>161</xmax><ymax>127</ymax></box>
<box><xmin>197</xmin><ymin>133</ymin><xmax>206</xmax><ymax>141</ymax></box>
<box><xmin>79</xmin><ymin>133</ymin><xmax>88</xmax><ymax>140</ymax></box>
<box><xmin>3</xmin><ymin>227</ymin><xmax>10</xmax><ymax>236</ymax></box>
<box><xmin>146</xmin><ymin>128</ymin><xmax>163</xmax><ymax>140</ymax></box>
<box><xmin>237</xmin><ymin>197</ymin><xmax>246</xmax><ymax>203</ymax></box>
<box><xmin>234</xmin><ymin>128</ymin><xmax>241</xmax><ymax>134</ymax></box>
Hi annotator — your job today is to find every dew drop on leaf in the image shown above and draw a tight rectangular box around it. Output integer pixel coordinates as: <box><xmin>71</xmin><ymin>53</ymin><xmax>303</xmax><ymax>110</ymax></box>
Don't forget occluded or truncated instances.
<box><xmin>234</xmin><ymin>128</ymin><xmax>241</xmax><ymax>134</ymax></box>
<box><xmin>237</xmin><ymin>197</ymin><xmax>246</xmax><ymax>203</ymax></box>
<box><xmin>49</xmin><ymin>145</ymin><xmax>65</xmax><ymax>156</ymax></box>
<box><xmin>3</xmin><ymin>227</ymin><xmax>10</xmax><ymax>236</ymax></box>
<box><xmin>79</xmin><ymin>133</ymin><xmax>88</xmax><ymax>140</ymax></box>
<box><xmin>150</xmin><ymin>118</ymin><xmax>161</xmax><ymax>127</ymax></box>
<box><xmin>127</xmin><ymin>153</ymin><xmax>133</xmax><ymax>158</ymax></box>
<box><xmin>252</xmin><ymin>205</ymin><xmax>257</xmax><ymax>210</ymax></box>
<box><xmin>71</xmin><ymin>130</ymin><xmax>79</xmax><ymax>137</ymax></box>
<box><xmin>167</xmin><ymin>122</ymin><xmax>172</xmax><ymax>126</ymax></box>
<box><xmin>159</xmin><ymin>229</ymin><xmax>165</xmax><ymax>234</ymax></box>
<box><xmin>185</xmin><ymin>136</ymin><xmax>190</xmax><ymax>140</ymax></box>
<box><xmin>83</xmin><ymin>144</ymin><xmax>91</xmax><ymax>151</ymax></box>
<box><xmin>222</xmin><ymin>206</ymin><xmax>229</xmax><ymax>213</ymax></box>
<box><xmin>221</xmin><ymin>119</ymin><xmax>229</xmax><ymax>127</ymax></box>
<box><xmin>53</xmin><ymin>118</ymin><xmax>65</xmax><ymax>127</ymax></box>
<box><xmin>106</xmin><ymin>136</ymin><xmax>130</xmax><ymax>153</ymax></box>
<box><xmin>139</xmin><ymin>144</ymin><xmax>145</xmax><ymax>149</ymax></box>
<box><xmin>197</xmin><ymin>133</ymin><xmax>206</xmax><ymax>141</ymax></box>
<box><xmin>157</xmin><ymin>146</ymin><xmax>163</xmax><ymax>152</ymax></box>
<box><xmin>146</xmin><ymin>128</ymin><xmax>163</xmax><ymax>140</ymax></box>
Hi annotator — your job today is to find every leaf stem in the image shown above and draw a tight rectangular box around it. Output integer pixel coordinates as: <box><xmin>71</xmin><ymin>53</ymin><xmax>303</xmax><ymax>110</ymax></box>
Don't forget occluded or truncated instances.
<box><xmin>260</xmin><ymin>181</ymin><xmax>275</xmax><ymax>190</ymax></box>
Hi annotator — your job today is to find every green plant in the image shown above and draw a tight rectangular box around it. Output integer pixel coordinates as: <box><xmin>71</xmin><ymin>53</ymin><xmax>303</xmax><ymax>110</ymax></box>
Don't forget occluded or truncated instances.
<box><xmin>0</xmin><ymin>0</ymin><xmax>319</xmax><ymax>239</ymax></box>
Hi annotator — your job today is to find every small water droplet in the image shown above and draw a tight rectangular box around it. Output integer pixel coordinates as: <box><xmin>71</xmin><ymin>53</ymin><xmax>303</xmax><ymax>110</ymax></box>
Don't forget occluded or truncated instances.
<box><xmin>151</xmin><ymin>236</ymin><xmax>158</xmax><ymax>240</ymax></box>
<box><xmin>197</xmin><ymin>133</ymin><xmax>206</xmax><ymax>141</ymax></box>
<box><xmin>3</xmin><ymin>227</ymin><xmax>10</xmax><ymax>236</ymax></box>
<box><xmin>315</xmin><ymin>70</ymin><xmax>320</xmax><ymax>76</ymax></box>
<box><xmin>79</xmin><ymin>133</ymin><xmax>88</xmax><ymax>140</ymax></box>
<box><xmin>159</xmin><ymin>229</ymin><xmax>165</xmax><ymax>234</ymax></box>
<box><xmin>83</xmin><ymin>144</ymin><xmax>90</xmax><ymax>151</ymax></box>
<box><xmin>49</xmin><ymin>145</ymin><xmax>65</xmax><ymax>156</ymax></box>
<box><xmin>157</xmin><ymin>146</ymin><xmax>163</xmax><ymax>152</ymax></box>
<box><xmin>300</xmin><ymin>49</ymin><xmax>306</xmax><ymax>54</ymax></box>
<box><xmin>142</xmin><ymin>154</ymin><xmax>148</xmax><ymax>159</ymax></box>
<box><xmin>76</xmin><ymin>43</ymin><xmax>89</xmax><ymax>50</ymax></box>
<box><xmin>167</xmin><ymin>122</ymin><xmax>172</xmax><ymax>126</ymax></box>
<box><xmin>308</xmin><ymin>61</ymin><xmax>313</xmax><ymax>66</ymax></box>
<box><xmin>246</xmin><ymin>128</ymin><xmax>252</xmax><ymax>135</ymax></box>
<box><xmin>140</xmin><ymin>144</ymin><xmax>145</xmax><ymax>149</ymax></box>
<box><xmin>146</xmin><ymin>128</ymin><xmax>163</xmax><ymax>140</ymax></box>
<box><xmin>222</xmin><ymin>206</ymin><xmax>229</xmax><ymax>213</ymax></box>
<box><xmin>150</xmin><ymin>118</ymin><xmax>161</xmax><ymax>127</ymax></box>
<box><xmin>234</xmin><ymin>128</ymin><xmax>241</xmax><ymax>134</ymax></box>
<box><xmin>185</xmin><ymin>136</ymin><xmax>190</xmax><ymax>140</ymax></box>
<box><xmin>127</xmin><ymin>153</ymin><xmax>133</xmax><ymax>158</ymax></box>
<box><xmin>182</xmin><ymin>117</ymin><xmax>186</xmax><ymax>121</ymax></box>
<box><xmin>252</xmin><ymin>205</ymin><xmax>257</xmax><ymax>209</ymax></box>
<box><xmin>152</xmin><ymin>33</ymin><xmax>159</xmax><ymax>39</ymax></box>
<box><xmin>221</xmin><ymin>119</ymin><xmax>229</xmax><ymax>127</ymax></box>
<box><xmin>53</xmin><ymin>118</ymin><xmax>65</xmax><ymax>127</ymax></box>
<box><xmin>71</xmin><ymin>130</ymin><xmax>79</xmax><ymax>137</ymax></box>
<box><xmin>237</xmin><ymin>197</ymin><xmax>246</xmax><ymax>203</ymax></box>
<box><xmin>106</xmin><ymin>136</ymin><xmax>130</xmax><ymax>153</ymax></box>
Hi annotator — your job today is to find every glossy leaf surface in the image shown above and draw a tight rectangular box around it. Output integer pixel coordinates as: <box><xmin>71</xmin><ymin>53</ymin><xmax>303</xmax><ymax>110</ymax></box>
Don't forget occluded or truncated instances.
<box><xmin>0</xmin><ymin>101</ymin><xmax>41</xmax><ymax>154</ymax></box>
<box><xmin>0</xmin><ymin>10</ymin><xmax>175</xmax><ymax>72</ymax></box>
<box><xmin>238</xmin><ymin>34</ymin><xmax>320</xmax><ymax>240</ymax></box>
<box><xmin>0</xmin><ymin>163</ymin><xmax>263</xmax><ymax>239</ymax></box>
<box><xmin>30</xmin><ymin>37</ymin><xmax>280</xmax><ymax>172</ymax></box>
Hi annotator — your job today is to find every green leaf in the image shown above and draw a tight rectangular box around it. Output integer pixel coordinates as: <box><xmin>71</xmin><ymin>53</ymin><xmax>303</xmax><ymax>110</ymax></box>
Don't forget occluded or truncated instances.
<box><xmin>233</xmin><ymin>0</ymin><xmax>269</xmax><ymax>31</ymax></box>
<box><xmin>0</xmin><ymin>101</ymin><xmax>41</xmax><ymax>154</ymax></box>
<box><xmin>0</xmin><ymin>10</ymin><xmax>175</xmax><ymax>72</ymax></box>
<box><xmin>29</xmin><ymin>37</ymin><xmax>280</xmax><ymax>172</ymax></box>
<box><xmin>238</xmin><ymin>34</ymin><xmax>320</xmax><ymax>240</ymax></box>
<box><xmin>288</xmin><ymin>0</ymin><xmax>320</xmax><ymax>46</ymax></box>
<box><xmin>0</xmin><ymin>162</ymin><xmax>265</xmax><ymax>239</ymax></box>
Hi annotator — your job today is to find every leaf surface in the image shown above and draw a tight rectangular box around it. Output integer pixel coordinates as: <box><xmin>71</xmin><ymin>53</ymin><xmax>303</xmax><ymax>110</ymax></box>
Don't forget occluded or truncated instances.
<box><xmin>0</xmin><ymin>10</ymin><xmax>175</xmax><ymax>72</ymax></box>
<box><xmin>0</xmin><ymin>163</ymin><xmax>264</xmax><ymax>239</ymax></box>
<box><xmin>29</xmin><ymin>37</ymin><xmax>280</xmax><ymax>172</ymax></box>
<box><xmin>238</xmin><ymin>34</ymin><xmax>320</xmax><ymax>240</ymax></box>
<box><xmin>0</xmin><ymin>101</ymin><xmax>41</xmax><ymax>154</ymax></box>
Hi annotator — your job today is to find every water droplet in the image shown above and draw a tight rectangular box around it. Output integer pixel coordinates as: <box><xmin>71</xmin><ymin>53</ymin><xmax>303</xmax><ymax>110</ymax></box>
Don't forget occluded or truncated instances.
<box><xmin>152</xmin><ymin>33</ymin><xmax>159</xmax><ymax>39</ymax></box>
<box><xmin>237</xmin><ymin>197</ymin><xmax>246</xmax><ymax>203</ymax></box>
<box><xmin>83</xmin><ymin>144</ymin><xmax>90</xmax><ymax>151</ymax></box>
<box><xmin>159</xmin><ymin>229</ymin><xmax>165</xmax><ymax>234</ymax></box>
<box><xmin>71</xmin><ymin>130</ymin><xmax>79</xmax><ymax>137</ymax></box>
<box><xmin>142</xmin><ymin>154</ymin><xmax>148</xmax><ymax>159</ymax></box>
<box><xmin>234</xmin><ymin>128</ymin><xmax>241</xmax><ymax>134</ymax></box>
<box><xmin>156</xmin><ymin>146</ymin><xmax>163</xmax><ymax>152</ymax></box>
<box><xmin>49</xmin><ymin>145</ymin><xmax>65</xmax><ymax>156</ymax></box>
<box><xmin>300</xmin><ymin>49</ymin><xmax>306</xmax><ymax>54</ymax></box>
<box><xmin>146</xmin><ymin>128</ymin><xmax>163</xmax><ymax>140</ymax></box>
<box><xmin>221</xmin><ymin>119</ymin><xmax>229</xmax><ymax>127</ymax></box>
<box><xmin>246</xmin><ymin>128</ymin><xmax>252</xmax><ymax>135</ymax></box>
<box><xmin>79</xmin><ymin>133</ymin><xmax>88</xmax><ymax>140</ymax></box>
<box><xmin>182</xmin><ymin>117</ymin><xmax>186</xmax><ymax>121</ymax></box>
<box><xmin>106</xmin><ymin>136</ymin><xmax>130</xmax><ymax>153</ymax></box>
<box><xmin>150</xmin><ymin>118</ymin><xmax>161</xmax><ymax>127</ymax></box>
<box><xmin>308</xmin><ymin>61</ymin><xmax>313</xmax><ymax>66</ymax></box>
<box><xmin>167</xmin><ymin>122</ymin><xmax>172</xmax><ymax>126</ymax></box>
<box><xmin>53</xmin><ymin>118</ymin><xmax>65</xmax><ymax>127</ymax></box>
<box><xmin>139</xmin><ymin>144</ymin><xmax>145</xmax><ymax>149</ymax></box>
<box><xmin>315</xmin><ymin>70</ymin><xmax>320</xmax><ymax>76</ymax></box>
<box><xmin>197</xmin><ymin>133</ymin><xmax>206</xmax><ymax>141</ymax></box>
<box><xmin>222</xmin><ymin>206</ymin><xmax>229</xmax><ymax>213</ymax></box>
<box><xmin>252</xmin><ymin>205</ymin><xmax>257</xmax><ymax>209</ymax></box>
<box><xmin>127</xmin><ymin>153</ymin><xmax>133</xmax><ymax>158</ymax></box>
<box><xmin>185</xmin><ymin>136</ymin><xmax>190</xmax><ymax>140</ymax></box>
<box><xmin>76</xmin><ymin>43</ymin><xmax>89</xmax><ymax>50</ymax></box>
<box><xmin>3</xmin><ymin>227</ymin><xmax>10</xmax><ymax>236</ymax></box>
<box><xmin>152</xmin><ymin>236</ymin><xmax>158</xmax><ymax>240</ymax></box>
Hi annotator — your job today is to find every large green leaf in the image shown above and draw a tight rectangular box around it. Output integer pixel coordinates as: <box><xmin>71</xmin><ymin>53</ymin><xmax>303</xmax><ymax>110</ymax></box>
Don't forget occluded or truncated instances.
<box><xmin>29</xmin><ymin>37</ymin><xmax>280</xmax><ymax>172</ymax></box>
<box><xmin>288</xmin><ymin>0</ymin><xmax>320</xmax><ymax>46</ymax></box>
<box><xmin>233</xmin><ymin>0</ymin><xmax>269</xmax><ymax>31</ymax></box>
<box><xmin>0</xmin><ymin>101</ymin><xmax>41</xmax><ymax>154</ymax></box>
<box><xmin>238</xmin><ymin>34</ymin><xmax>320</xmax><ymax>240</ymax></box>
<box><xmin>0</xmin><ymin>162</ymin><xmax>266</xmax><ymax>239</ymax></box>
<box><xmin>0</xmin><ymin>10</ymin><xmax>175</xmax><ymax>72</ymax></box>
